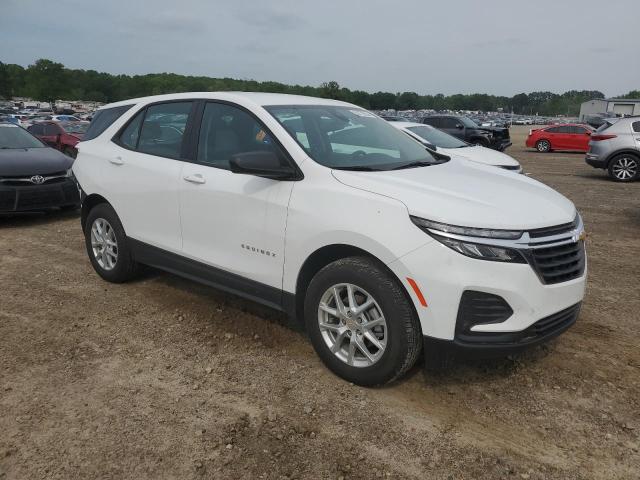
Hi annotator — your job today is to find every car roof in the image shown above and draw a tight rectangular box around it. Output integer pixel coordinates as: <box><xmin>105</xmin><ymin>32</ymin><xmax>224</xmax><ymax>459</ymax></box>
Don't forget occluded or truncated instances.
<box><xmin>98</xmin><ymin>92</ymin><xmax>354</xmax><ymax>111</ymax></box>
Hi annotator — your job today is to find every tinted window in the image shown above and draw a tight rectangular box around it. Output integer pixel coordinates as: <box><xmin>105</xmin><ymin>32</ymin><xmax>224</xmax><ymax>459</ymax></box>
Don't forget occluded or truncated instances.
<box><xmin>440</xmin><ymin>118</ymin><xmax>461</xmax><ymax>129</ymax></box>
<box><xmin>546</xmin><ymin>127</ymin><xmax>561</xmax><ymax>133</ymax></box>
<box><xmin>557</xmin><ymin>126</ymin><xmax>571</xmax><ymax>134</ymax></box>
<box><xmin>0</xmin><ymin>124</ymin><xmax>45</xmax><ymax>148</ymax></box>
<box><xmin>197</xmin><ymin>102</ymin><xmax>284</xmax><ymax>170</ymax></box>
<box><xmin>569</xmin><ymin>126</ymin><xmax>586</xmax><ymax>134</ymax></box>
<box><xmin>29</xmin><ymin>124</ymin><xmax>44</xmax><ymax>135</ymax></box>
<box><xmin>84</xmin><ymin>104</ymin><xmax>133</xmax><ymax>141</ymax></box>
<box><xmin>406</xmin><ymin>125</ymin><xmax>468</xmax><ymax>148</ymax></box>
<box><xmin>118</xmin><ymin>110</ymin><xmax>144</xmax><ymax>149</ymax></box>
<box><xmin>43</xmin><ymin>124</ymin><xmax>60</xmax><ymax>135</ymax></box>
<box><xmin>422</xmin><ymin>117</ymin><xmax>440</xmax><ymax>127</ymax></box>
<box><xmin>137</xmin><ymin>102</ymin><xmax>192</xmax><ymax>159</ymax></box>
<box><xmin>633</xmin><ymin>121</ymin><xmax>640</xmax><ymax>133</ymax></box>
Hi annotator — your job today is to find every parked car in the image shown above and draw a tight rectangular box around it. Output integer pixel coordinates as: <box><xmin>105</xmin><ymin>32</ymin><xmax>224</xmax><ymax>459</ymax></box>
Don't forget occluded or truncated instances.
<box><xmin>585</xmin><ymin>117</ymin><xmax>640</xmax><ymax>181</ymax></box>
<box><xmin>0</xmin><ymin>122</ymin><xmax>80</xmax><ymax>213</ymax></box>
<box><xmin>526</xmin><ymin>124</ymin><xmax>594</xmax><ymax>153</ymax></box>
<box><xmin>28</xmin><ymin>121</ymin><xmax>88</xmax><ymax>158</ymax></box>
<box><xmin>391</xmin><ymin>122</ymin><xmax>522</xmax><ymax>172</ymax></box>
<box><xmin>422</xmin><ymin>115</ymin><xmax>512</xmax><ymax>151</ymax></box>
<box><xmin>73</xmin><ymin>92</ymin><xmax>586</xmax><ymax>386</ymax></box>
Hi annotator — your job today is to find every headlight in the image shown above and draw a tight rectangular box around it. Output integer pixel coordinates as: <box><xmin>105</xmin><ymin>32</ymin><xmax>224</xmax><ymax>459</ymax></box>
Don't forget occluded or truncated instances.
<box><xmin>410</xmin><ymin>216</ymin><xmax>526</xmax><ymax>263</ymax></box>
<box><xmin>429</xmin><ymin>232</ymin><xmax>525</xmax><ymax>263</ymax></box>
<box><xmin>410</xmin><ymin>216</ymin><xmax>523</xmax><ymax>240</ymax></box>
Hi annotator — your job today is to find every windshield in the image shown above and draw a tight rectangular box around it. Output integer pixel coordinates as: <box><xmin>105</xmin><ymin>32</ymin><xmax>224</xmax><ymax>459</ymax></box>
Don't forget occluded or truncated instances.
<box><xmin>406</xmin><ymin>125</ymin><xmax>468</xmax><ymax>149</ymax></box>
<box><xmin>460</xmin><ymin>117</ymin><xmax>479</xmax><ymax>128</ymax></box>
<box><xmin>0</xmin><ymin>124</ymin><xmax>45</xmax><ymax>149</ymax></box>
<box><xmin>60</xmin><ymin>122</ymin><xmax>88</xmax><ymax>134</ymax></box>
<box><xmin>266</xmin><ymin>105</ymin><xmax>443</xmax><ymax>170</ymax></box>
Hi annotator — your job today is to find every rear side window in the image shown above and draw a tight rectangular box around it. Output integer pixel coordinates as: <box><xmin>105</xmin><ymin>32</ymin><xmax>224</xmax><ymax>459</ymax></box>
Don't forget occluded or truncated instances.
<box><xmin>633</xmin><ymin>121</ymin><xmax>640</xmax><ymax>133</ymax></box>
<box><xmin>43</xmin><ymin>124</ymin><xmax>60</xmax><ymax>135</ymax></box>
<box><xmin>137</xmin><ymin>102</ymin><xmax>192</xmax><ymax>159</ymax></box>
<box><xmin>84</xmin><ymin>104</ymin><xmax>133</xmax><ymax>141</ymax></box>
<box><xmin>546</xmin><ymin>127</ymin><xmax>561</xmax><ymax>133</ymax></box>
<box><xmin>29</xmin><ymin>124</ymin><xmax>44</xmax><ymax>135</ymax></box>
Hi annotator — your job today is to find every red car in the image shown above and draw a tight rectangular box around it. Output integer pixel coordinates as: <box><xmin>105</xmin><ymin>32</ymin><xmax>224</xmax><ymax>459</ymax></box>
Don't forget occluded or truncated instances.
<box><xmin>526</xmin><ymin>124</ymin><xmax>594</xmax><ymax>153</ymax></box>
<box><xmin>27</xmin><ymin>121</ymin><xmax>88</xmax><ymax>158</ymax></box>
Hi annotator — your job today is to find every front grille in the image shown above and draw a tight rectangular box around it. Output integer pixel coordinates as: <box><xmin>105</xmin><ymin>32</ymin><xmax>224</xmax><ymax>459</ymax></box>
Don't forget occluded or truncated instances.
<box><xmin>455</xmin><ymin>302</ymin><xmax>581</xmax><ymax>346</ymax></box>
<box><xmin>0</xmin><ymin>190</ymin><xmax>17</xmax><ymax>210</ymax></box>
<box><xmin>527</xmin><ymin>303</ymin><xmax>580</xmax><ymax>338</ymax></box>
<box><xmin>17</xmin><ymin>188</ymin><xmax>64</xmax><ymax>208</ymax></box>
<box><xmin>529</xmin><ymin>219</ymin><xmax>577</xmax><ymax>238</ymax></box>
<box><xmin>529</xmin><ymin>241</ymin><xmax>585</xmax><ymax>284</ymax></box>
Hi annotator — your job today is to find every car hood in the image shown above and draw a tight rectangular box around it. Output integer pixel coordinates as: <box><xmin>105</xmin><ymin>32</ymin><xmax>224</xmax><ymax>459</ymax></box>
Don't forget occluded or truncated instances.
<box><xmin>331</xmin><ymin>157</ymin><xmax>575</xmax><ymax>230</ymax></box>
<box><xmin>438</xmin><ymin>145</ymin><xmax>520</xmax><ymax>167</ymax></box>
<box><xmin>0</xmin><ymin>147</ymin><xmax>73</xmax><ymax>176</ymax></box>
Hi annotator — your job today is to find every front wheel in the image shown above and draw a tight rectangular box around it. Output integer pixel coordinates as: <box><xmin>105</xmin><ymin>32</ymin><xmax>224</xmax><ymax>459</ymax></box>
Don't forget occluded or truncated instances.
<box><xmin>608</xmin><ymin>154</ymin><xmax>639</xmax><ymax>182</ymax></box>
<box><xmin>304</xmin><ymin>257</ymin><xmax>422</xmax><ymax>386</ymax></box>
<box><xmin>536</xmin><ymin>139</ymin><xmax>551</xmax><ymax>152</ymax></box>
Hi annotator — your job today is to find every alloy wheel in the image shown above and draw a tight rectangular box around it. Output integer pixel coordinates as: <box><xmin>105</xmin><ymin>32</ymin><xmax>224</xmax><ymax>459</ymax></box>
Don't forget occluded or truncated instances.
<box><xmin>317</xmin><ymin>283</ymin><xmax>387</xmax><ymax>367</ymax></box>
<box><xmin>90</xmin><ymin>218</ymin><xmax>118</xmax><ymax>270</ymax></box>
<box><xmin>537</xmin><ymin>140</ymin><xmax>550</xmax><ymax>152</ymax></box>
<box><xmin>612</xmin><ymin>157</ymin><xmax>638</xmax><ymax>180</ymax></box>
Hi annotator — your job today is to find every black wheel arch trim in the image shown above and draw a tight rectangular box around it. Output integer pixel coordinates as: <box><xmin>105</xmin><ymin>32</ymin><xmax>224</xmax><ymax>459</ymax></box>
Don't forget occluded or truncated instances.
<box><xmin>605</xmin><ymin>149</ymin><xmax>640</xmax><ymax>167</ymax></box>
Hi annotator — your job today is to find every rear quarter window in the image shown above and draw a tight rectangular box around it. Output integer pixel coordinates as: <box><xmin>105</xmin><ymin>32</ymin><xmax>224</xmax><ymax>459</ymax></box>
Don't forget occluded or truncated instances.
<box><xmin>83</xmin><ymin>104</ymin><xmax>134</xmax><ymax>141</ymax></box>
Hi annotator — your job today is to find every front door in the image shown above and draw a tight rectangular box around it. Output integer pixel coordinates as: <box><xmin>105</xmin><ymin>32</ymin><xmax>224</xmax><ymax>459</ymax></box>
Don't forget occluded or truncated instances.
<box><xmin>179</xmin><ymin>101</ymin><xmax>294</xmax><ymax>291</ymax></box>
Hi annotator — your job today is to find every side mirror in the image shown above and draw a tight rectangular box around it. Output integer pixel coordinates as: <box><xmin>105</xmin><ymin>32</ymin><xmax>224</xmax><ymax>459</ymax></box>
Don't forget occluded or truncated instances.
<box><xmin>455</xmin><ymin>124</ymin><xmax>464</xmax><ymax>130</ymax></box>
<box><xmin>229</xmin><ymin>151</ymin><xmax>298</xmax><ymax>181</ymax></box>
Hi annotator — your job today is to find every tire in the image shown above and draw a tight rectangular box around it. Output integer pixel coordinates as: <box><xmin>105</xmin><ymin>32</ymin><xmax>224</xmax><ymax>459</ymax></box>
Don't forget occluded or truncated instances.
<box><xmin>304</xmin><ymin>256</ymin><xmax>422</xmax><ymax>386</ymax></box>
<box><xmin>608</xmin><ymin>154</ymin><xmax>639</xmax><ymax>182</ymax></box>
<box><xmin>84</xmin><ymin>203</ymin><xmax>138</xmax><ymax>283</ymax></box>
<box><xmin>536</xmin><ymin>139</ymin><xmax>551</xmax><ymax>152</ymax></box>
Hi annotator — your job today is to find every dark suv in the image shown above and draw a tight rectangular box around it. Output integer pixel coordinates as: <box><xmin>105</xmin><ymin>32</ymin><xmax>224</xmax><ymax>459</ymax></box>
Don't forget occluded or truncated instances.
<box><xmin>422</xmin><ymin>115</ymin><xmax>512</xmax><ymax>151</ymax></box>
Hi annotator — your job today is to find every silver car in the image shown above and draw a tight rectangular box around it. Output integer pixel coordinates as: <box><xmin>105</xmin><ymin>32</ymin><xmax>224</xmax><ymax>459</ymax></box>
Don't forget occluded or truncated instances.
<box><xmin>585</xmin><ymin>117</ymin><xmax>640</xmax><ymax>181</ymax></box>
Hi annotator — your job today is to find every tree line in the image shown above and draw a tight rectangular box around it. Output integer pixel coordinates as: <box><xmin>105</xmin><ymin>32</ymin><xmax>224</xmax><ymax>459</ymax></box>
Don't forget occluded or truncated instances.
<box><xmin>1</xmin><ymin>59</ymin><xmax>636</xmax><ymax>116</ymax></box>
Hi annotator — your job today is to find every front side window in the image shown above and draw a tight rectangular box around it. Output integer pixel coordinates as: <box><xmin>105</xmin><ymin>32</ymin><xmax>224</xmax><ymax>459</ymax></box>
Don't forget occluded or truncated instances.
<box><xmin>459</xmin><ymin>117</ymin><xmax>479</xmax><ymax>128</ymax></box>
<box><xmin>0</xmin><ymin>124</ymin><xmax>45</xmax><ymax>149</ymax></box>
<box><xmin>407</xmin><ymin>125</ymin><xmax>468</xmax><ymax>148</ymax></box>
<box><xmin>440</xmin><ymin>118</ymin><xmax>460</xmax><ymax>129</ymax></box>
<box><xmin>43</xmin><ymin>124</ymin><xmax>60</xmax><ymax>136</ymax></box>
<box><xmin>28</xmin><ymin>124</ymin><xmax>44</xmax><ymax>136</ymax></box>
<box><xmin>267</xmin><ymin>105</ymin><xmax>442</xmax><ymax>171</ymax></box>
<box><xmin>197</xmin><ymin>102</ymin><xmax>285</xmax><ymax>169</ymax></box>
<box><xmin>136</xmin><ymin>102</ymin><xmax>192</xmax><ymax>158</ymax></box>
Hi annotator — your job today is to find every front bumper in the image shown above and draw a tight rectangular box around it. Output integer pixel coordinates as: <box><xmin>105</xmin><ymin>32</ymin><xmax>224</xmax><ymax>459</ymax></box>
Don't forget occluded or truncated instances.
<box><xmin>491</xmin><ymin>139</ymin><xmax>512</xmax><ymax>151</ymax></box>
<box><xmin>0</xmin><ymin>178</ymin><xmax>80</xmax><ymax>213</ymax></box>
<box><xmin>388</xmin><ymin>238</ymin><xmax>587</xmax><ymax>347</ymax></box>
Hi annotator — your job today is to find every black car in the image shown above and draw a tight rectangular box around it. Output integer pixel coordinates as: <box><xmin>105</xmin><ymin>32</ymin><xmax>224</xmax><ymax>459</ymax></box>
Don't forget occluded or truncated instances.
<box><xmin>0</xmin><ymin>123</ymin><xmax>80</xmax><ymax>214</ymax></box>
<box><xmin>422</xmin><ymin>115</ymin><xmax>512</xmax><ymax>151</ymax></box>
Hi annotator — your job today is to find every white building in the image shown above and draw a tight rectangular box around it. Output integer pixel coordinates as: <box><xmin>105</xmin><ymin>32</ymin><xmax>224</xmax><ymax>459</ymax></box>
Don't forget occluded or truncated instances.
<box><xmin>579</xmin><ymin>98</ymin><xmax>640</xmax><ymax>120</ymax></box>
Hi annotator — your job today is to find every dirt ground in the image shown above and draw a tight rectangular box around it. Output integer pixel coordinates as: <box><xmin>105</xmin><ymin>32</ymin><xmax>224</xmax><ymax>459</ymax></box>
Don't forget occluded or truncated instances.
<box><xmin>1</xmin><ymin>125</ymin><xmax>638</xmax><ymax>480</ymax></box>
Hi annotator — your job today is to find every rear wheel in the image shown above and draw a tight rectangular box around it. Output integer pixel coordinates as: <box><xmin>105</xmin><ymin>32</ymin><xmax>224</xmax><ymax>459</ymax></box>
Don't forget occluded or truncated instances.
<box><xmin>304</xmin><ymin>257</ymin><xmax>421</xmax><ymax>386</ymax></box>
<box><xmin>608</xmin><ymin>154</ymin><xmax>639</xmax><ymax>182</ymax></box>
<box><xmin>84</xmin><ymin>203</ymin><xmax>138</xmax><ymax>283</ymax></box>
<box><xmin>536</xmin><ymin>139</ymin><xmax>551</xmax><ymax>152</ymax></box>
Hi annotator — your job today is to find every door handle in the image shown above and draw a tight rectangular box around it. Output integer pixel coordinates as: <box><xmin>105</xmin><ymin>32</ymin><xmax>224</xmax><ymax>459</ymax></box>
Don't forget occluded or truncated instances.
<box><xmin>183</xmin><ymin>174</ymin><xmax>206</xmax><ymax>184</ymax></box>
<box><xmin>109</xmin><ymin>156</ymin><xmax>124</xmax><ymax>165</ymax></box>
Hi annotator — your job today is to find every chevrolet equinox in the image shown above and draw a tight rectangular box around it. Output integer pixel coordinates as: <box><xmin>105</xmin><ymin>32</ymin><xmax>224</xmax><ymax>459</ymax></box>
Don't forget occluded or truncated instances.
<box><xmin>73</xmin><ymin>93</ymin><xmax>587</xmax><ymax>386</ymax></box>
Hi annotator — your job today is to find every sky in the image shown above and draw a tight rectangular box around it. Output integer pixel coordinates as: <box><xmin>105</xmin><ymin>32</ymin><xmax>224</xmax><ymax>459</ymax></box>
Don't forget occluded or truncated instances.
<box><xmin>1</xmin><ymin>0</ymin><xmax>637</xmax><ymax>97</ymax></box>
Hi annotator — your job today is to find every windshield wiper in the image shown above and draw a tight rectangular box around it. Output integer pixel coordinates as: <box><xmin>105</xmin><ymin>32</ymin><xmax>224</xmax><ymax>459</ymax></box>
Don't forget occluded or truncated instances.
<box><xmin>391</xmin><ymin>161</ymin><xmax>435</xmax><ymax>170</ymax></box>
<box><xmin>332</xmin><ymin>165</ymin><xmax>381</xmax><ymax>171</ymax></box>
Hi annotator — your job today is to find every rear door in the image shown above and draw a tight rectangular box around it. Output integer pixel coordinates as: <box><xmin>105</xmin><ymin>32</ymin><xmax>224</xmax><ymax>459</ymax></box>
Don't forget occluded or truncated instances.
<box><xmin>179</xmin><ymin>101</ymin><xmax>294</xmax><ymax>292</ymax></box>
<box><xmin>106</xmin><ymin>101</ymin><xmax>195</xmax><ymax>253</ymax></box>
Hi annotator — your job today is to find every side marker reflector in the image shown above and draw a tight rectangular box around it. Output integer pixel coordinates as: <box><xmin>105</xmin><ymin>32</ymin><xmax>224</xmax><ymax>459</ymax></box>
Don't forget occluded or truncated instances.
<box><xmin>406</xmin><ymin>277</ymin><xmax>428</xmax><ymax>307</ymax></box>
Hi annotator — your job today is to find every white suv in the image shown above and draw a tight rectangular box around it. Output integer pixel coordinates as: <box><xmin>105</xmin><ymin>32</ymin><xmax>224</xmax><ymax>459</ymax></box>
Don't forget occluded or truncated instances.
<box><xmin>73</xmin><ymin>93</ymin><xmax>587</xmax><ymax>386</ymax></box>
